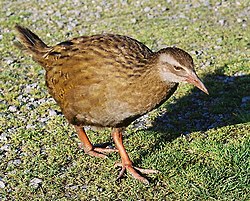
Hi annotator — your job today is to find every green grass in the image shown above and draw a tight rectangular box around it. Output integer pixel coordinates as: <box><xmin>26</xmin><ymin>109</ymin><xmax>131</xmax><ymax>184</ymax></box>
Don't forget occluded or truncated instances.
<box><xmin>1</xmin><ymin>0</ymin><xmax>249</xmax><ymax>200</ymax></box>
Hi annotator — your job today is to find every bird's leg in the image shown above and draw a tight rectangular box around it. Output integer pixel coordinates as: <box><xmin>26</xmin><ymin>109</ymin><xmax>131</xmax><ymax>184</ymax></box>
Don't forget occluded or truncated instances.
<box><xmin>112</xmin><ymin>128</ymin><xmax>158</xmax><ymax>185</ymax></box>
<box><xmin>74</xmin><ymin>126</ymin><xmax>117</xmax><ymax>159</ymax></box>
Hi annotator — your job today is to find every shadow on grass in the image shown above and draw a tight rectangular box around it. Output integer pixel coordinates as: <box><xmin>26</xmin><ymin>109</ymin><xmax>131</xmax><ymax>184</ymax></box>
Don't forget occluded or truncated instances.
<box><xmin>130</xmin><ymin>64</ymin><xmax>249</xmax><ymax>169</ymax></box>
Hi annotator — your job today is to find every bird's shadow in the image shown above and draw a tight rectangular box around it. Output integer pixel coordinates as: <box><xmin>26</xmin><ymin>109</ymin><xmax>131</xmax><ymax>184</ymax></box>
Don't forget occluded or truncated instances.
<box><xmin>130</xmin><ymin>63</ymin><xmax>250</xmax><ymax>166</ymax></box>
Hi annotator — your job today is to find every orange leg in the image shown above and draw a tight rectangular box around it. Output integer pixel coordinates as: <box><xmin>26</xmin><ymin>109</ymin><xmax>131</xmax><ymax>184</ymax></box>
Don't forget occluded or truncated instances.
<box><xmin>112</xmin><ymin>128</ymin><xmax>158</xmax><ymax>184</ymax></box>
<box><xmin>74</xmin><ymin>126</ymin><xmax>117</xmax><ymax>158</ymax></box>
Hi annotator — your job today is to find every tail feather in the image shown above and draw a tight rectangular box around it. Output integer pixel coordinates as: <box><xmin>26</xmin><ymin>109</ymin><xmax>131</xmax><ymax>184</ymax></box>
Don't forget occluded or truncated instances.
<box><xmin>15</xmin><ymin>25</ymin><xmax>49</xmax><ymax>58</ymax></box>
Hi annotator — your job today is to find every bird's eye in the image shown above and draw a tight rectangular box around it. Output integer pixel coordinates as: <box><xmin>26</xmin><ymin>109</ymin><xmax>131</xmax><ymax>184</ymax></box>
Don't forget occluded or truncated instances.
<box><xmin>173</xmin><ymin>65</ymin><xmax>182</xmax><ymax>71</ymax></box>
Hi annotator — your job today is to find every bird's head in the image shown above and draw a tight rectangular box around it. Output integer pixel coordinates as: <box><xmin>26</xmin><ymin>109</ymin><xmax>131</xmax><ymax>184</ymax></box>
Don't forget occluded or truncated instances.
<box><xmin>156</xmin><ymin>47</ymin><xmax>208</xmax><ymax>94</ymax></box>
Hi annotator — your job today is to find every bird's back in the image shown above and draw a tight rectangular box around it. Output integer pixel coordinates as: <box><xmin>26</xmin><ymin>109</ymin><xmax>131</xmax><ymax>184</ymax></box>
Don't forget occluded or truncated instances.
<box><xmin>15</xmin><ymin>26</ymin><xmax>178</xmax><ymax>127</ymax></box>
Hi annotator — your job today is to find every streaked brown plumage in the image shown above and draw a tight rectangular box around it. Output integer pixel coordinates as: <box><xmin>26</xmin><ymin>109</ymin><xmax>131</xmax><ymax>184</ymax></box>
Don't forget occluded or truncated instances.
<box><xmin>15</xmin><ymin>25</ymin><xmax>208</xmax><ymax>184</ymax></box>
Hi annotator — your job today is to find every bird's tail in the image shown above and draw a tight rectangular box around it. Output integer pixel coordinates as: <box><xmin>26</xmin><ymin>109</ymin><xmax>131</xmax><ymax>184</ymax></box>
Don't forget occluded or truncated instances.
<box><xmin>15</xmin><ymin>25</ymin><xmax>49</xmax><ymax>61</ymax></box>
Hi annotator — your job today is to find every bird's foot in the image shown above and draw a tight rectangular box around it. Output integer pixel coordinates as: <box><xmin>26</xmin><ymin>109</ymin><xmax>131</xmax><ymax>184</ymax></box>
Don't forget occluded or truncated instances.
<box><xmin>79</xmin><ymin>143</ymin><xmax>118</xmax><ymax>159</ymax></box>
<box><xmin>114</xmin><ymin>163</ymin><xmax>159</xmax><ymax>185</ymax></box>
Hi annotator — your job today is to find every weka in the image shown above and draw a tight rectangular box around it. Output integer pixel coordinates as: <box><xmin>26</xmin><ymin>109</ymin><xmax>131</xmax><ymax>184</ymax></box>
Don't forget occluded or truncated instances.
<box><xmin>15</xmin><ymin>25</ymin><xmax>208</xmax><ymax>184</ymax></box>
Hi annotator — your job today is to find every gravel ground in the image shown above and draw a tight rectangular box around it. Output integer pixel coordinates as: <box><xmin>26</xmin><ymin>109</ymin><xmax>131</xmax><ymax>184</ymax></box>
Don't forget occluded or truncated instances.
<box><xmin>0</xmin><ymin>0</ymin><xmax>249</xmax><ymax>200</ymax></box>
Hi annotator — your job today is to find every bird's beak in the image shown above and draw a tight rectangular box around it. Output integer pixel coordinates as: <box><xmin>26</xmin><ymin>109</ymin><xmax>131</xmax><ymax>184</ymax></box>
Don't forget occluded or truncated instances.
<box><xmin>185</xmin><ymin>71</ymin><xmax>209</xmax><ymax>95</ymax></box>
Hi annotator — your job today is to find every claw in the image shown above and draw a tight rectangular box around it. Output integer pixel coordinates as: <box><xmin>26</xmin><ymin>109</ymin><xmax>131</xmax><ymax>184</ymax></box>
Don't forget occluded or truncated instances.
<box><xmin>117</xmin><ymin>166</ymin><xmax>126</xmax><ymax>180</ymax></box>
<box><xmin>81</xmin><ymin>145</ymin><xmax>117</xmax><ymax>159</ymax></box>
<box><xmin>114</xmin><ymin>163</ymin><xmax>158</xmax><ymax>185</ymax></box>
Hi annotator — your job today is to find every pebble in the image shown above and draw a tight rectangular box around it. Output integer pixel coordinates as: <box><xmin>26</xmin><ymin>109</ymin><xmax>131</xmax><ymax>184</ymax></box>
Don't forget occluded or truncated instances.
<box><xmin>237</xmin><ymin>18</ymin><xmax>242</xmax><ymax>23</ymax></box>
<box><xmin>144</xmin><ymin>7</ymin><xmax>151</xmax><ymax>12</ymax></box>
<box><xmin>5</xmin><ymin>59</ymin><xmax>14</xmax><ymax>65</ymax></box>
<box><xmin>218</xmin><ymin>19</ymin><xmax>226</xmax><ymax>26</ymax></box>
<box><xmin>0</xmin><ymin>133</ymin><xmax>8</xmax><ymax>141</ymax></box>
<box><xmin>131</xmin><ymin>18</ymin><xmax>137</xmax><ymax>24</ymax></box>
<box><xmin>48</xmin><ymin>109</ymin><xmax>57</xmax><ymax>116</ymax></box>
<box><xmin>241</xmin><ymin>96</ymin><xmax>250</xmax><ymax>104</ymax></box>
<box><xmin>69</xmin><ymin>185</ymin><xmax>78</xmax><ymax>190</ymax></box>
<box><xmin>0</xmin><ymin>144</ymin><xmax>10</xmax><ymax>152</ymax></box>
<box><xmin>8</xmin><ymin>106</ymin><xmax>17</xmax><ymax>112</ymax></box>
<box><xmin>204</xmin><ymin>60</ymin><xmax>212</xmax><ymax>67</ymax></box>
<box><xmin>81</xmin><ymin>185</ymin><xmax>87</xmax><ymax>191</ymax></box>
<box><xmin>24</xmin><ymin>83</ymin><xmax>39</xmax><ymax>93</ymax></box>
<box><xmin>6</xmin><ymin>11</ymin><xmax>13</xmax><ymax>17</ymax></box>
<box><xmin>97</xmin><ymin>187</ymin><xmax>104</xmax><ymax>192</ymax></box>
<box><xmin>234</xmin><ymin>72</ymin><xmax>246</xmax><ymax>77</ymax></box>
<box><xmin>39</xmin><ymin>117</ymin><xmax>49</xmax><ymax>122</ymax></box>
<box><xmin>29</xmin><ymin>178</ymin><xmax>43</xmax><ymax>189</ymax></box>
<box><xmin>241</xmin><ymin>97</ymin><xmax>250</xmax><ymax>107</ymax></box>
<box><xmin>161</xmin><ymin>6</ymin><xmax>167</xmax><ymax>11</ymax></box>
<box><xmin>8</xmin><ymin>159</ymin><xmax>21</xmax><ymax>166</ymax></box>
<box><xmin>214</xmin><ymin>45</ymin><xmax>221</xmax><ymax>50</ymax></box>
<box><xmin>0</xmin><ymin>181</ymin><xmax>5</xmax><ymax>188</ymax></box>
<box><xmin>26</xmin><ymin>124</ymin><xmax>35</xmax><ymax>129</ymax></box>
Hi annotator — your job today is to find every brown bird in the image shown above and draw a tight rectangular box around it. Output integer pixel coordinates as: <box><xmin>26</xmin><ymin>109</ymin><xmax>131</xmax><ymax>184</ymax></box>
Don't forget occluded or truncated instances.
<box><xmin>15</xmin><ymin>25</ymin><xmax>208</xmax><ymax>184</ymax></box>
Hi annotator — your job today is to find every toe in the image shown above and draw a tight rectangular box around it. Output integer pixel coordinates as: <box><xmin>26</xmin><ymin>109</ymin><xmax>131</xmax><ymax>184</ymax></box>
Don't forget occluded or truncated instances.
<box><xmin>134</xmin><ymin>167</ymin><xmax>159</xmax><ymax>174</ymax></box>
<box><xmin>126</xmin><ymin>165</ymin><xmax>149</xmax><ymax>185</ymax></box>
<box><xmin>94</xmin><ymin>147</ymin><xmax>118</xmax><ymax>153</ymax></box>
<box><xmin>86</xmin><ymin>150</ymin><xmax>108</xmax><ymax>159</ymax></box>
<box><xmin>114</xmin><ymin>163</ymin><xmax>155</xmax><ymax>185</ymax></box>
